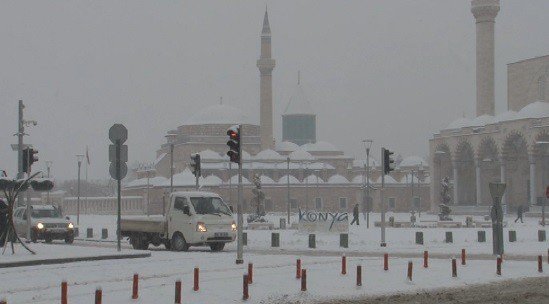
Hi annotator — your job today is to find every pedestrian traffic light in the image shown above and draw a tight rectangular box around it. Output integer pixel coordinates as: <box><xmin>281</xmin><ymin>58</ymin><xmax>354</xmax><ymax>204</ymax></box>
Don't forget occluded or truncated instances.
<box><xmin>22</xmin><ymin>147</ymin><xmax>39</xmax><ymax>174</ymax></box>
<box><xmin>383</xmin><ymin>148</ymin><xmax>395</xmax><ymax>174</ymax></box>
<box><xmin>190</xmin><ymin>153</ymin><xmax>201</xmax><ymax>177</ymax></box>
<box><xmin>226</xmin><ymin>125</ymin><xmax>241</xmax><ymax>164</ymax></box>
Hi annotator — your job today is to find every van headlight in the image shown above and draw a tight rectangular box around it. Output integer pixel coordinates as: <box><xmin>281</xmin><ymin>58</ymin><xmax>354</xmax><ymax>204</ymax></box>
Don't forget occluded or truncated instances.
<box><xmin>231</xmin><ymin>222</ymin><xmax>237</xmax><ymax>231</ymax></box>
<box><xmin>68</xmin><ymin>222</ymin><xmax>74</xmax><ymax>229</ymax></box>
<box><xmin>196</xmin><ymin>222</ymin><xmax>207</xmax><ymax>232</ymax></box>
<box><xmin>36</xmin><ymin>222</ymin><xmax>44</xmax><ymax>230</ymax></box>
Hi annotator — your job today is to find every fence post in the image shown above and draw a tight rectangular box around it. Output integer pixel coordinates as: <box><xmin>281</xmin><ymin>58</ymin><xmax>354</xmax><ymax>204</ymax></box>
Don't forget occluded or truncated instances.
<box><xmin>461</xmin><ymin>249</ymin><xmax>466</xmax><ymax>266</ymax></box>
<box><xmin>407</xmin><ymin>261</ymin><xmax>413</xmax><ymax>281</ymax></box>
<box><xmin>243</xmin><ymin>274</ymin><xmax>249</xmax><ymax>300</ymax></box>
<box><xmin>132</xmin><ymin>273</ymin><xmax>138</xmax><ymax>299</ymax></box>
<box><xmin>538</xmin><ymin>255</ymin><xmax>543</xmax><ymax>273</ymax></box>
<box><xmin>248</xmin><ymin>263</ymin><xmax>253</xmax><ymax>284</ymax></box>
<box><xmin>95</xmin><ymin>288</ymin><xmax>102</xmax><ymax>304</ymax></box>
<box><xmin>61</xmin><ymin>281</ymin><xmax>68</xmax><ymax>304</ymax></box>
<box><xmin>296</xmin><ymin>259</ymin><xmax>301</xmax><ymax>279</ymax></box>
<box><xmin>175</xmin><ymin>280</ymin><xmax>182</xmax><ymax>304</ymax></box>
<box><xmin>356</xmin><ymin>265</ymin><xmax>362</xmax><ymax>286</ymax></box>
<box><xmin>452</xmin><ymin>258</ymin><xmax>457</xmax><ymax>277</ymax></box>
<box><xmin>301</xmin><ymin>269</ymin><xmax>307</xmax><ymax>291</ymax></box>
<box><xmin>194</xmin><ymin>267</ymin><xmax>199</xmax><ymax>291</ymax></box>
<box><xmin>341</xmin><ymin>255</ymin><xmax>347</xmax><ymax>275</ymax></box>
<box><xmin>384</xmin><ymin>253</ymin><xmax>389</xmax><ymax>271</ymax></box>
<box><xmin>424</xmin><ymin>250</ymin><xmax>429</xmax><ymax>268</ymax></box>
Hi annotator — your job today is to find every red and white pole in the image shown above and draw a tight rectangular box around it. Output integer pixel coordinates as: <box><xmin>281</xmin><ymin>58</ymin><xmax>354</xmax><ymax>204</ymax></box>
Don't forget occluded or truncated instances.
<box><xmin>497</xmin><ymin>256</ymin><xmax>502</xmax><ymax>276</ymax></box>
<box><xmin>248</xmin><ymin>263</ymin><xmax>253</xmax><ymax>284</ymax></box>
<box><xmin>132</xmin><ymin>273</ymin><xmax>139</xmax><ymax>299</ymax></box>
<box><xmin>95</xmin><ymin>288</ymin><xmax>102</xmax><ymax>304</ymax></box>
<box><xmin>61</xmin><ymin>281</ymin><xmax>68</xmax><ymax>304</ymax></box>
<box><xmin>452</xmin><ymin>258</ymin><xmax>457</xmax><ymax>277</ymax></box>
<box><xmin>461</xmin><ymin>249</ymin><xmax>466</xmax><ymax>266</ymax></box>
<box><xmin>243</xmin><ymin>274</ymin><xmax>249</xmax><ymax>300</ymax></box>
<box><xmin>407</xmin><ymin>261</ymin><xmax>413</xmax><ymax>281</ymax></box>
<box><xmin>296</xmin><ymin>259</ymin><xmax>302</xmax><ymax>279</ymax></box>
<box><xmin>301</xmin><ymin>269</ymin><xmax>307</xmax><ymax>291</ymax></box>
<box><xmin>175</xmin><ymin>280</ymin><xmax>182</xmax><ymax>304</ymax></box>
<box><xmin>538</xmin><ymin>255</ymin><xmax>543</xmax><ymax>273</ymax></box>
<box><xmin>423</xmin><ymin>250</ymin><xmax>429</xmax><ymax>268</ymax></box>
<box><xmin>384</xmin><ymin>253</ymin><xmax>389</xmax><ymax>271</ymax></box>
<box><xmin>194</xmin><ymin>267</ymin><xmax>199</xmax><ymax>291</ymax></box>
<box><xmin>356</xmin><ymin>265</ymin><xmax>362</xmax><ymax>287</ymax></box>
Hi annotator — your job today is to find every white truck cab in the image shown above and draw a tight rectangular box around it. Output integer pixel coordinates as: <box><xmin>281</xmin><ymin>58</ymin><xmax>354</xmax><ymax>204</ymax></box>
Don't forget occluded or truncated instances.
<box><xmin>121</xmin><ymin>191</ymin><xmax>236</xmax><ymax>251</ymax></box>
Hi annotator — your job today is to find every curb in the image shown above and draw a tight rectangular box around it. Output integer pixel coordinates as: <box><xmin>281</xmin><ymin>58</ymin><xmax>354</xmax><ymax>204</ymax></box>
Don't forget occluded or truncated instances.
<box><xmin>0</xmin><ymin>252</ymin><xmax>151</xmax><ymax>268</ymax></box>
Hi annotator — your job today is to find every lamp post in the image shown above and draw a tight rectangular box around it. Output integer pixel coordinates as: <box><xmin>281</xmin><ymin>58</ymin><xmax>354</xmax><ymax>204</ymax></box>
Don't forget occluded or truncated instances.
<box><xmin>304</xmin><ymin>161</ymin><xmax>309</xmax><ymax>211</ymax></box>
<box><xmin>165</xmin><ymin>133</ymin><xmax>177</xmax><ymax>194</ymax></box>
<box><xmin>287</xmin><ymin>156</ymin><xmax>291</xmax><ymax>225</ymax></box>
<box><xmin>536</xmin><ymin>141</ymin><xmax>549</xmax><ymax>226</ymax></box>
<box><xmin>362</xmin><ymin>139</ymin><xmax>373</xmax><ymax>228</ymax></box>
<box><xmin>45</xmin><ymin>160</ymin><xmax>52</xmax><ymax>204</ymax></box>
<box><xmin>315</xmin><ymin>169</ymin><xmax>320</xmax><ymax>210</ymax></box>
<box><xmin>76</xmin><ymin>154</ymin><xmax>84</xmax><ymax>225</ymax></box>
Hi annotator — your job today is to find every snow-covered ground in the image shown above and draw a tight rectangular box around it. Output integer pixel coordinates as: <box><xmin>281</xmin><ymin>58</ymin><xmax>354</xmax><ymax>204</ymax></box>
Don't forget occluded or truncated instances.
<box><xmin>71</xmin><ymin>212</ymin><xmax>548</xmax><ymax>256</ymax></box>
<box><xmin>0</xmin><ymin>248</ymin><xmax>546</xmax><ymax>303</ymax></box>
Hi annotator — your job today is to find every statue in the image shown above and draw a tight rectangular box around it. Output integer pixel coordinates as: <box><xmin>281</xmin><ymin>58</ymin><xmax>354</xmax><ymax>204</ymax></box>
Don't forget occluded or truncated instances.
<box><xmin>438</xmin><ymin>177</ymin><xmax>453</xmax><ymax>221</ymax></box>
<box><xmin>247</xmin><ymin>174</ymin><xmax>266</xmax><ymax>223</ymax></box>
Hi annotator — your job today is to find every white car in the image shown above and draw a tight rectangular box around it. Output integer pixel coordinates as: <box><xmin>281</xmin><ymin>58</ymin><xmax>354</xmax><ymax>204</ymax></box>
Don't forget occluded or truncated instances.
<box><xmin>14</xmin><ymin>205</ymin><xmax>75</xmax><ymax>244</ymax></box>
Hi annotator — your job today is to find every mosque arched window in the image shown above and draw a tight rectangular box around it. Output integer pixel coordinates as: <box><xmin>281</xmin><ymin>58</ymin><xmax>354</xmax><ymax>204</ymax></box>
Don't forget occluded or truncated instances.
<box><xmin>539</xmin><ymin>76</ymin><xmax>546</xmax><ymax>101</ymax></box>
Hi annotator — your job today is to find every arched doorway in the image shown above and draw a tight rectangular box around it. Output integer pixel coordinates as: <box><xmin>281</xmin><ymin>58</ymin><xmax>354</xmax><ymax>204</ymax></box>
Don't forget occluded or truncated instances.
<box><xmin>502</xmin><ymin>133</ymin><xmax>529</xmax><ymax>210</ymax></box>
<box><xmin>455</xmin><ymin>141</ymin><xmax>476</xmax><ymax>205</ymax></box>
<box><xmin>477</xmin><ymin>137</ymin><xmax>500</xmax><ymax>205</ymax></box>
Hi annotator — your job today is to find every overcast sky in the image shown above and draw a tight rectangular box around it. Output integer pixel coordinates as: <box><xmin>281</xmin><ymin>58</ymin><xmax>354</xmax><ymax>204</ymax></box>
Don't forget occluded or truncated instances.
<box><xmin>1</xmin><ymin>0</ymin><xmax>548</xmax><ymax>181</ymax></box>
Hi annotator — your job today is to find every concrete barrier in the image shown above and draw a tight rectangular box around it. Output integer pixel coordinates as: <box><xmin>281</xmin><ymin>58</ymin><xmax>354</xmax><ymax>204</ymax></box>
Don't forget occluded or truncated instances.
<box><xmin>415</xmin><ymin>231</ymin><xmax>424</xmax><ymax>245</ymax></box>
<box><xmin>308</xmin><ymin>234</ymin><xmax>316</xmax><ymax>249</ymax></box>
<box><xmin>538</xmin><ymin>230</ymin><xmax>546</xmax><ymax>242</ymax></box>
<box><xmin>86</xmin><ymin>228</ymin><xmax>93</xmax><ymax>238</ymax></box>
<box><xmin>508</xmin><ymin>230</ymin><xmax>516</xmax><ymax>242</ymax></box>
<box><xmin>445</xmin><ymin>231</ymin><xmax>453</xmax><ymax>243</ymax></box>
<box><xmin>271</xmin><ymin>232</ymin><xmax>280</xmax><ymax>247</ymax></box>
<box><xmin>101</xmin><ymin>229</ymin><xmax>108</xmax><ymax>240</ymax></box>
<box><xmin>478</xmin><ymin>230</ymin><xmax>486</xmax><ymax>242</ymax></box>
<box><xmin>339</xmin><ymin>233</ymin><xmax>348</xmax><ymax>248</ymax></box>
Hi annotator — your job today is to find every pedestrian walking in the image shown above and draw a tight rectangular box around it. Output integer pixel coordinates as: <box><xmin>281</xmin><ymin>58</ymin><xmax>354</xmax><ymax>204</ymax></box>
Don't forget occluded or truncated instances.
<box><xmin>350</xmin><ymin>204</ymin><xmax>359</xmax><ymax>225</ymax></box>
<box><xmin>514</xmin><ymin>205</ymin><xmax>523</xmax><ymax>223</ymax></box>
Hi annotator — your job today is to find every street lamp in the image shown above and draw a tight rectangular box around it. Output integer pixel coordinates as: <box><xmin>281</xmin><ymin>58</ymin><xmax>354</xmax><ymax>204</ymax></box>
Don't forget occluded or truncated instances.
<box><xmin>536</xmin><ymin>141</ymin><xmax>549</xmax><ymax>226</ymax></box>
<box><xmin>362</xmin><ymin>139</ymin><xmax>373</xmax><ymax>228</ymax></box>
<box><xmin>76</xmin><ymin>154</ymin><xmax>85</xmax><ymax>225</ymax></box>
<box><xmin>286</xmin><ymin>156</ymin><xmax>291</xmax><ymax>225</ymax></box>
<box><xmin>45</xmin><ymin>160</ymin><xmax>52</xmax><ymax>204</ymax></box>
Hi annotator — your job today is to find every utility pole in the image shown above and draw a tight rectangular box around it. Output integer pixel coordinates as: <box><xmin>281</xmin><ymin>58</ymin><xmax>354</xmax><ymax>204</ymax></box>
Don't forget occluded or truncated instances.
<box><xmin>362</xmin><ymin>139</ymin><xmax>373</xmax><ymax>228</ymax></box>
<box><xmin>45</xmin><ymin>161</ymin><xmax>52</xmax><ymax>204</ymax></box>
<box><xmin>17</xmin><ymin>100</ymin><xmax>25</xmax><ymax>207</ymax></box>
<box><xmin>236</xmin><ymin>125</ymin><xmax>243</xmax><ymax>264</ymax></box>
<box><xmin>76</xmin><ymin>154</ymin><xmax>84</xmax><ymax>225</ymax></box>
<box><xmin>287</xmin><ymin>156</ymin><xmax>291</xmax><ymax>225</ymax></box>
<box><xmin>380</xmin><ymin>148</ymin><xmax>386</xmax><ymax>247</ymax></box>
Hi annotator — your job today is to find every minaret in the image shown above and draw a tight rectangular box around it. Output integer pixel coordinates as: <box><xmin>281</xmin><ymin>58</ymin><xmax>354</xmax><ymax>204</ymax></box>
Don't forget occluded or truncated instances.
<box><xmin>471</xmin><ymin>0</ymin><xmax>500</xmax><ymax>117</ymax></box>
<box><xmin>257</xmin><ymin>8</ymin><xmax>276</xmax><ymax>149</ymax></box>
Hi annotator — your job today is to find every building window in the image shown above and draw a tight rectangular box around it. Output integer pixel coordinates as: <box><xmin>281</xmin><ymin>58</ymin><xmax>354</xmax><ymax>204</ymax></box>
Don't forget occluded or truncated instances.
<box><xmin>339</xmin><ymin>197</ymin><xmax>348</xmax><ymax>210</ymax></box>
<box><xmin>290</xmin><ymin>198</ymin><xmax>298</xmax><ymax>210</ymax></box>
<box><xmin>315</xmin><ymin>197</ymin><xmax>322</xmax><ymax>210</ymax></box>
<box><xmin>388</xmin><ymin>197</ymin><xmax>396</xmax><ymax>210</ymax></box>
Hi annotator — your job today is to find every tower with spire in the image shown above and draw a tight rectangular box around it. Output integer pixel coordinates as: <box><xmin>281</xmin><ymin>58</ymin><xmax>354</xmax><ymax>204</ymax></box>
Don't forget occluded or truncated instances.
<box><xmin>257</xmin><ymin>8</ymin><xmax>276</xmax><ymax>149</ymax></box>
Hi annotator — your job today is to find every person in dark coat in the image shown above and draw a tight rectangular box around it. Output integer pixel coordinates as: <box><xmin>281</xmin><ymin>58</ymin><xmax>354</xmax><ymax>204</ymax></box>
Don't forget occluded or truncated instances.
<box><xmin>350</xmin><ymin>204</ymin><xmax>359</xmax><ymax>225</ymax></box>
<box><xmin>514</xmin><ymin>205</ymin><xmax>524</xmax><ymax>223</ymax></box>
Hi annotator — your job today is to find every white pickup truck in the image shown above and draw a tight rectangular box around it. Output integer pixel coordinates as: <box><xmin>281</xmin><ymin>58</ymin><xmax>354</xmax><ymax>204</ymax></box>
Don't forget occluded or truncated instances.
<box><xmin>121</xmin><ymin>191</ymin><xmax>236</xmax><ymax>252</ymax></box>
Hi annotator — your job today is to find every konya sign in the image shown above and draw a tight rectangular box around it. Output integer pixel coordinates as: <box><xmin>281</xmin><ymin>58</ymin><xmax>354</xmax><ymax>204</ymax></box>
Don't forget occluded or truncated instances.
<box><xmin>298</xmin><ymin>209</ymin><xmax>349</xmax><ymax>233</ymax></box>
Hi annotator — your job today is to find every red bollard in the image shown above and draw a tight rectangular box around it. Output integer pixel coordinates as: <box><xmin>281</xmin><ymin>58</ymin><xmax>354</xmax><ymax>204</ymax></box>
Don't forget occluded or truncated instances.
<box><xmin>194</xmin><ymin>267</ymin><xmax>199</xmax><ymax>291</ymax></box>
<box><xmin>451</xmin><ymin>258</ymin><xmax>457</xmax><ymax>277</ymax></box>
<box><xmin>95</xmin><ymin>288</ymin><xmax>102</xmax><ymax>304</ymax></box>
<box><xmin>407</xmin><ymin>261</ymin><xmax>413</xmax><ymax>281</ymax></box>
<box><xmin>296</xmin><ymin>259</ymin><xmax>302</xmax><ymax>279</ymax></box>
<box><xmin>243</xmin><ymin>274</ymin><xmax>249</xmax><ymax>300</ymax></box>
<box><xmin>61</xmin><ymin>281</ymin><xmax>68</xmax><ymax>304</ymax></box>
<box><xmin>248</xmin><ymin>263</ymin><xmax>253</xmax><ymax>284</ymax></box>
<box><xmin>175</xmin><ymin>280</ymin><xmax>182</xmax><ymax>304</ymax></box>
<box><xmin>356</xmin><ymin>265</ymin><xmax>362</xmax><ymax>286</ymax></box>
<box><xmin>383</xmin><ymin>253</ymin><xmax>389</xmax><ymax>271</ymax></box>
<box><xmin>301</xmin><ymin>269</ymin><xmax>307</xmax><ymax>291</ymax></box>
<box><xmin>461</xmin><ymin>249</ymin><xmax>466</xmax><ymax>266</ymax></box>
<box><xmin>132</xmin><ymin>273</ymin><xmax>139</xmax><ymax>299</ymax></box>
<box><xmin>423</xmin><ymin>251</ymin><xmax>429</xmax><ymax>268</ymax></box>
<box><xmin>341</xmin><ymin>255</ymin><xmax>347</xmax><ymax>275</ymax></box>
<box><xmin>538</xmin><ymin>255</ymin><xmax>543</xmax><ymax>273</ymax></box>
<box><xmin>497</xmin><ymin>256</ymin><xmax>502</xmax><ymax>276</ymax></box>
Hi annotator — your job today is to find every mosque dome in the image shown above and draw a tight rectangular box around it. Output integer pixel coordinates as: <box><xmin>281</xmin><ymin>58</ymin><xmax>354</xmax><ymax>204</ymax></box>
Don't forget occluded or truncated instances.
<box><xmin>301</xmin><ymin>141</ymin><xmax>338</xmax><ymax>152</ymax></box>
<box><xmin>275</xmin><ymin>141</ymin><xmax>299</xmax><ymax>152</ymax></box>
<box><xmin>185</xmin><ymin>104</ymin><xmax>256</xmax><ymax>126</ymax></box>
<box><xmin>254</xmin><ymin>149</ymin><xmax>284</xmax><ymax>160</ymax></box>
<box><xmin>515</xmin><ymin>101</ymin><xmax>549</xmax><ymax>119</ymax></box>
<box><xmin>278</xmin><ymin>175</ymin><xmax>300</xmax><ymax>184</ymax></box>
<box><xmin>289</xmin><ymin>149</ymin><xmax>315</xmax><ymax>161</ymax></box>
<box><xmin>327</xmin><ymin>174</ymin><xmax>349</xmax><ymax>184</ymax></box>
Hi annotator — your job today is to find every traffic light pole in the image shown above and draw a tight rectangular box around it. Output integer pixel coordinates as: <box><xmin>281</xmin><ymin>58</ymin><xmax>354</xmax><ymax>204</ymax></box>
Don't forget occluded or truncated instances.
<box><xmin>17</xmin><ymin>100</ymin><xmax>25</xmax><ymax>208</ymax></box>
<box><xmin>380</xmin><ymin>148</ymin><xmax>386</xmax><ymax>247</ymax></box>
<box><xmin>236</xmin><ymin>124</ymin><xmax>244</xmax><ymax>264</ymax></box>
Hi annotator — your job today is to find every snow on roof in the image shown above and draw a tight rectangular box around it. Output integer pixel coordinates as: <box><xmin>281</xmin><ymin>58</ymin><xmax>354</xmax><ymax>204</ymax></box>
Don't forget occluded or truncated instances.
<box><xmin>289</xmin><ymin>148</ymin><xmax>315</xmax><ymax>161</ymax></box>
<box><xmin>399</xmin><ymin>156</ymin><xmax>426</xmax><ymax>168</ymax></box>
<box><xmin>303</xmin><ymin>174</ymin><xmax>324</xmax><ymax>184</ymax></box>
<box><xmin>259</xmin><ymin>175</ymin><xmax>275</xmax><ymax>184</ymax></box>
<box><xmin>278</xmin><ymin>175</ymin><xmax>300</xmax><ymax>184</ymax></box>
<box><xmin>154</xmin><ymin>153</ymin><xmax>167</xmax><ymax>166</ymax></box>
<box><xmin>283</xmin><ymin>84</ymin><xmax>315</xmax><ymax>115</ymax></box>
<box><xmin>423</xmin><ymin>176</ymin><xmax>431</xmax><ymax>184</ymax></box>
<box><xmin>169</xmin><ymin>169</ymin><xmax>203</xmax><ymax>187</ymax></box>
<box><xmin>202</xmin><ymin>175</ymin><xmax>223</xmax><ymax>187</ymax></box>
<box><xmin>254</xmin><ymin>149</ymin><xmax>284</xmax><ymax>160</ymax></box>
<box><xmin>445</xmin><ymin>101</ymin><xmax>549</xmax><ymax>130</ymax></box>
<box><xmin>275</xmin><ymin>141</ymin><xmax>299</xmax><ymax>152</ymax></box>
<box><xmin>185</xmin><ymin>104</ymin><xmax>257</xmax><ymax>126</ymax></box>
<box><xmin>301</xmin><ymin>141</ymin><xmax>338</xmax><ymax>152</ymax></box>
<box><xmin>351</xmin><ymin>175</ymin><xmax>373</xmax><ymax>184</ymax></box>
<box><xmin>198</xmin><ymin>149</ymin><xmax>223</xmax><ymax>160</ymax></box>
<box><xmin>229</xmin><ymin>175</ymin><xmax>251</xmax><ymax>185</ymax></box>
<box><xmin>400</xmin><ymin>174</ymin><xmax>421</xmax><ymax>184</ymax></box>
<box><xmin>327</xmin><ymin>174</ymin><xmax>349</xmax><ymax>184</ymax></box>
<box><xmin>352</xmin><ymin>158</ymin><xmax>378</xmax><ymax>167</ymax></box>
<box><xmin>376</xmin><ymin>175</ymin><xmax>398</xmax><ymax>184</ymax></box>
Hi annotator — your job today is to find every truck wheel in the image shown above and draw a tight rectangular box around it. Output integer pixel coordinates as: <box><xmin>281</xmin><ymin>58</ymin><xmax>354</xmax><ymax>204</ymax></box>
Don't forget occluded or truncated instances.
<box><xmin>65</xmin><ymin>235</ymin><xmax>74</xmax><ymax>244</ymax></box>
<box><xmin>209</xmin><ymin>243</ymin><xmax>225</xmax><ymax>252</ymax></box>
<box><xmin>130</xmin><ymin>234</ymin><xmax>148</xmax><ymax>250</ymax></box>
<box><xmin>30</xmin><ymin>231</ymin><xmax>38</xmax><ymax>243</ymax></box>
<box><xmin>171</xmin><ymin>232</ymin><xmax>189</xmax><ymax>252</ymax></box>
<box><xmin>44</xmin><ymin>235</ymin><xmax>53</xmax><ymax>243</ymax></box>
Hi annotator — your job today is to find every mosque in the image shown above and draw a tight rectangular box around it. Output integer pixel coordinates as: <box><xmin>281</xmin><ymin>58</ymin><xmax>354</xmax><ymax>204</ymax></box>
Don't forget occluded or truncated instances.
<box><xmin>124</xmin><ymin>9</ymin><xmax>431</xmax><ymax>215</ymax></box>
<box><xmin>429</xmin><ymin>0</ymin><xmax>549</xmax><ymax>214</ymax></box>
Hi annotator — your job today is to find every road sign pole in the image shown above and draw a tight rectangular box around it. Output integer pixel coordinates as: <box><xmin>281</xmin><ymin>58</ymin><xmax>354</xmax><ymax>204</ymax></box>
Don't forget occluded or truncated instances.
<box><xmin>116</xmin><ymin>140</ymin><xmax>122</xmax><ymax>252</ymax></box>
<box><xmin>380</xmin><ymin>148</ymin><xmax>386</xmax><ymax>247</ymax></box>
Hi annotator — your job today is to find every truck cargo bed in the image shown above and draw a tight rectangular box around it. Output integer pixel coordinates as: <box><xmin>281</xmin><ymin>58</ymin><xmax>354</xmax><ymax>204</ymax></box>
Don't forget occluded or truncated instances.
<box><xmin>120</xmin><ymin>215</ymin><xmax>167</xmax><ymax>234</ymax></box>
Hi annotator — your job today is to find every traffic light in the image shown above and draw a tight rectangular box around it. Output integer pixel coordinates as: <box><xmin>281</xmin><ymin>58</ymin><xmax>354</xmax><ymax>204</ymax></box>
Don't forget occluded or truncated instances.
<box><xmin>190</xmin><ymin>153</ymin><xmax>201</xmax><ymax>177</ymax></box>
<box><xmin>22</xmin><ymin>147</ymin><xmax>38</xmax><ymax>174</ymax></box>
<box><xmin>226</xmin><ymin>125</ymin><xmax>241</xmax><ymax>164</ymax></box>
<box><xmin>383</xmin><ymin>148</ymin><xmax>395</xmax><ymax>174</ymax></box>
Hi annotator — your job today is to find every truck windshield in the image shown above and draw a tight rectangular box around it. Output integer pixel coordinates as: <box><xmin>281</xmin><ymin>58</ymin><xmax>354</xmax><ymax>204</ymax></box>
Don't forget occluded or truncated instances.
<box><xmin>32</xmin><ymin>209</ymin><xmax>60</xmax><ymax>218</ymax></box>
<box><xmin>190</xmin><ymin>197</ymin><xmax>231</xmax><ymax>216</ymax></box>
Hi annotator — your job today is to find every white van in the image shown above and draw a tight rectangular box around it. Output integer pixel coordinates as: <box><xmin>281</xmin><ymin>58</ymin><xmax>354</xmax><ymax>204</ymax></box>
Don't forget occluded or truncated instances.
<box><xmin>121</xmin><ymin>191</ymin><xmax>236</xmax><ymax>251</ymax></box>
